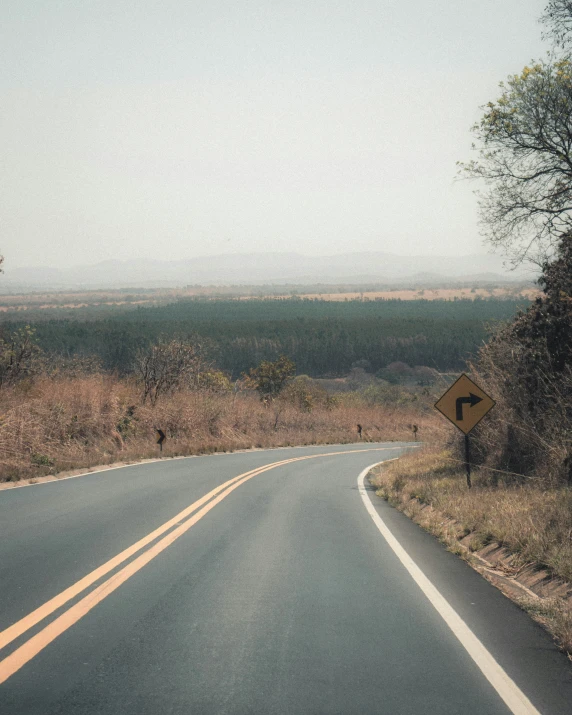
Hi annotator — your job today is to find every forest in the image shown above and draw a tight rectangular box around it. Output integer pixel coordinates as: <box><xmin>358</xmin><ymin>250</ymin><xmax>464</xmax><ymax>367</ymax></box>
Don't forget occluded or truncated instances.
<box><xmin>1</xmin><ymin>296</ymin><xmax>528</xmax><ymax>377</ymax></box>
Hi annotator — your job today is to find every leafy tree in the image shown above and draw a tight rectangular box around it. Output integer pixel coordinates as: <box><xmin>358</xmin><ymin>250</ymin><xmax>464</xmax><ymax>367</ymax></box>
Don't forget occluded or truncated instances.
<box><xmin>245</xmin><ymin>355</ymin><xmax>296</xmax><ymax>400</ymax></box>
<box><xmin>474</xmin><ymin>231</ymin><xmax>572</xmax><ymax>481</ymax></box>
<box><xmin>197</xmin><ymin>369</ymin><xmax>232</xmax><ymax>393</ymax></box>
<box><xmin>0</xmin><ymin>326</ymin><xmax>41</xmax><ymax>388</ymax></box>
<box><xmin>461</xmin><ymin>57</ymin><xmax>572</xmax><ymax>264</ymax></box>
<box><xmin>281</xmin><ymin>375</ymin><xmax>331</xmax><ymax>412</ymax></box>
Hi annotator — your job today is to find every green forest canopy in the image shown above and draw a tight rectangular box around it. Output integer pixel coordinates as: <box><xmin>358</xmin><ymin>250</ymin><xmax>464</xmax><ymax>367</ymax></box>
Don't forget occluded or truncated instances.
<box><xmin>0</xmin><ymin>297</ymin><xmax>530</xmax><ymax>378</ymax></box>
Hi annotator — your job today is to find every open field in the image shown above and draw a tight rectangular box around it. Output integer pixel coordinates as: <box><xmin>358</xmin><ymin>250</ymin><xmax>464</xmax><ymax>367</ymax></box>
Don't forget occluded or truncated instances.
<box><xmin>0</xmin><ymin>283</ymin><xmax>537</xmax><ymax>315</ymax></box>
<box><xmin>261</xmin><ymin>287</ymin><xmax>538</xmax><ymax>302</ymax></box>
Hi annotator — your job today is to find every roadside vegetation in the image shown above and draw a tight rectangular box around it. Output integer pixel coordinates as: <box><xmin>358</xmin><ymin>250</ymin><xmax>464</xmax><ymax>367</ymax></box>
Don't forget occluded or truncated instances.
<box><xmin>0</xmin><ymin>328</ymin><xmax>446</xmax><ymax>484</ymax></box>
<box><xmin>1</xmin><ymin>296</ymin><xmax>525</xmax><ymax>377</ymax></box>
<box><xmin>370</xmin><ymin>0</ymin><xmax>572</xmax><ymax>658</ymax></box>
<box><xmin>370</xmin><ymin>448</ymin><xmax>572</xmax><ymax>656</ymax></box>
<box><xmin>0</xmin><ymin>293</ymin><xmax>517</xmax><ymax>484</ymax></box>
<box><xmin>0</xmin><ymin>369</ymin><xmax>441</xmax><ymax>485</ymax></box>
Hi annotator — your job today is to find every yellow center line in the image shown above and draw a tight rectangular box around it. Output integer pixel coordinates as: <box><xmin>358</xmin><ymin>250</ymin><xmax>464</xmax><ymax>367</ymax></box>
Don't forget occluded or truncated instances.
<box><xmin>0</xmin><ymin>461</ymin><xmax>288</xmax><ymax>652</ymax></box>
<box><xmin>0</xmin><ymin>446</ymin><xmax>393</xmax><ymax>684</ymax></box>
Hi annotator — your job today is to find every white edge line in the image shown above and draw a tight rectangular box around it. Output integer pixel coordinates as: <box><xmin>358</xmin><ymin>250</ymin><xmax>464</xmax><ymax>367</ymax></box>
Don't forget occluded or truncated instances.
<box><xmin>358</xmin><ymin>462</ymin><xmax>541</xmax><ymax>715</ymax></box>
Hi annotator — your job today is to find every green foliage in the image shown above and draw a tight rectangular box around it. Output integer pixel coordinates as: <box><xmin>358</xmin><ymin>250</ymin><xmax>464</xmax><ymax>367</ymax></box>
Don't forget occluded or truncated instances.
<box><xmin>360</xmin><ymin>383</ymin><xmax>419</xmax><ymax>407</ymax></box>
<box><xmin>281</xmin><ymin>375</ymin><xmax>332</xmax><ymax>412</ymax></box>
<box><xmin>116</xmin><ymin>406</ymin><xmax>137</xmax><ymax>436</ymax></box>
<box><xmin>0</xmin><ymin>326</ymin><xmax>41</xmax><ymax>388</ymax></box>
<box><xmin>7</xmin><ymin>298</ymin><xmax>526</xmax><ymax>379</ymax></box>
<box><xmin>246</xmin><ymin>355</ymin><xmax>296</xmax><ymax>400</ymax></box>
<box><xmin>474</xmin><ymin>232</ymin><xmax>572</xmax><ymax>482</ymax></box>
<box><xmin>197</xmin><ymin>370</ymin><xmax>232</xmax><ymax>393</ymax></box>
<box><xmin>461</xmin><ymin>55</ymin><xmax>572</xmax><ymax>262</ymax></box>
<box><xmin>377</xmin><ymin>362</ymin><xmax>438</xmax><ymax>385</ymax></box>
<box><xmin>30</xmin><ymin>452</ymin><xmax>54</xmax><ymax>468</ymax></box>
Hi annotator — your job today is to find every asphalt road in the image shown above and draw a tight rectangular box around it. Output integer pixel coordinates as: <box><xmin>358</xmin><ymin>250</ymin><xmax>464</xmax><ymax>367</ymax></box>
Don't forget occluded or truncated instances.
<box><xmin>0</xmin><ymin>443</ymin><xmax>571</xmax><ymax>714</ymax></box>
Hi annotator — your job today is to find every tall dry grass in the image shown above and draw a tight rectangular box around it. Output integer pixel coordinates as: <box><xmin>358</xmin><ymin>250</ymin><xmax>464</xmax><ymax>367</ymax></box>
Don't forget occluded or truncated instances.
<box><xmin>372</xmin><ymin>447</ymin><xmax>572</xmax><ymax>582</ymax></box>
<box><xmin>0</xmin><ymin>374</ymin><xmax>441</xmax><ymax>482</ymax></box>
<box><xmin>370</xmin><ymin>446</ymin><xmax>572</xmax><ymax>654</ymax></box>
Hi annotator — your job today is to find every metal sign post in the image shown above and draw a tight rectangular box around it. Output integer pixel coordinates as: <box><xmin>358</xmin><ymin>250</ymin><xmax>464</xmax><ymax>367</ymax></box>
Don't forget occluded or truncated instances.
<box><xmin>464</xmin><ymin>434</ymin><xmax>471</xmax><ymax>489</ymax></box>
<box><xmin>434</xmin><ymin>374</ymin><xmax>495</xmax><ymax>488</ymax></box>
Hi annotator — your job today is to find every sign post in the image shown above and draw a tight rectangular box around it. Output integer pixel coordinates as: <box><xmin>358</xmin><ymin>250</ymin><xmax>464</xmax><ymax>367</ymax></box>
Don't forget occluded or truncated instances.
<box><xmin>464</xmin><ymin>434</ymin><xmax>471</xmax><ymax>488</ymax></box>
<box><xmin>434</xmin><ymin>374</ymin><xmax>495</xmax><ymax>488</ymax></box>
<box><xmin>156</xmin><ymin>428</ymin><xmax>166</xmax><ymax>452</ymax></box>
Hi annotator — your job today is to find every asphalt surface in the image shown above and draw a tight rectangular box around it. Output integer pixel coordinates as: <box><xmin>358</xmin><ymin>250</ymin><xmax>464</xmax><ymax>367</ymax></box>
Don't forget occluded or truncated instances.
<box><xmin>0</xmin><ymin>442</ymin><xmax>571</xmax><ymax>714</ymax></box>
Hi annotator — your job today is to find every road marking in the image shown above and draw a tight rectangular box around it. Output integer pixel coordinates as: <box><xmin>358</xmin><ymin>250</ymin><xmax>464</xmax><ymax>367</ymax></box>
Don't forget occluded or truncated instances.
<box><xmin>0</xmin><ymin>446</ymin><xmax>393</xmax><ymax>683</ymax></box>
<box><xmin>357</xmin><ymin>464</ymin><xmax>541</xmax><ymax>715</ymax></box>
<box><xmin>0</xmin><ymin>462</ymin><xmax>275</xmax><ymax>653</ymax></box>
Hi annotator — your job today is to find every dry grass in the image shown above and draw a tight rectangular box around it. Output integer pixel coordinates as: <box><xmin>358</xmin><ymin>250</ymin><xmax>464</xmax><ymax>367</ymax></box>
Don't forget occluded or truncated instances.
<box><xmin>515</xmin><ymin>596</ymin><xmax>572</xmax><ymax>656</ymax></box>
<box><xmin>0</xmin><ymin>375</ymin><xmax>440</xmax><ymax>483</ymax></box>
<box><xmin>0</xmin><ymin>285</ymin><xmax>537</xmax><ymax>312</ymax></box>
<box><xmin>245</xmin><ymin>287</ymin><xmax>538</xmax><ymax>302</ymax></box>
<box><xmin>370</xmin><ymin>446</ymin><xmax>572</xmax><ymax>654</ymax></box>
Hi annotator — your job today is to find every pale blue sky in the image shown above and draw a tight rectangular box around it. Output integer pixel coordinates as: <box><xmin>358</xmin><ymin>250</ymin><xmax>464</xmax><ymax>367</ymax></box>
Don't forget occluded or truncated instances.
<box><xmin>1</xmin><ymin>1</ymin><xmax>547</xmax><ymax>269</ymax></box>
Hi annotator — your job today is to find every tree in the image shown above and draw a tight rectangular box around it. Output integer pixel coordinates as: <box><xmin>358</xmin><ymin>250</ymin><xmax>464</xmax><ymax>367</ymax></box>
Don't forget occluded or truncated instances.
<box><xmin>473</xmin><ymin>230</ymin><xmax>572</xmax><ymax>482</ymax></box>
<box><xmin>245</xmin><ymin>355</ymin><xmax>296</xmax><ymax>401</ymax></box>
<box><xmin>281</xmin><ymin>375</ymin><xmax>331</xmax><ymax>412</ymax></box>
<box><xmin>541</xmin><ymin>1</ymin><xmax>572</xmax><ymax>49</ymax></box>
<box><xmin>0</xmin><ymin>326</ymin><xmax>41</xmax><ymax>388</ymax></box>
<box><xmin>135</xmin><ymin>338</ymin><xmax>208</xmax><ymax>405</ymax></box>
<box><xmin>460</xmin><ymin>57</ymin><xmax>572</xmax><ymax>265</ymax></box>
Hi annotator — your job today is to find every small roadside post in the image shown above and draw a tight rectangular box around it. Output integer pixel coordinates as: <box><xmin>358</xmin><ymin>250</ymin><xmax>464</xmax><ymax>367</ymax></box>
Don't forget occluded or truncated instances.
<box><xmin>156</xmin><ymin>428</ymin><xmax>166</xmax><ymax>452</ymax></box>
<box><xmin>434</xmin><ymin>374</ymin><xmax>495</xmax><ymax>488</ymax></box>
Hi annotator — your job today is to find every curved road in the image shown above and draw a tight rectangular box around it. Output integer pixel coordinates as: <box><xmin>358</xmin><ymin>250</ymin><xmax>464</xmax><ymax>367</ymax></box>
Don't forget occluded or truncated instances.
<box><xmin>0</xmin><ymin>443</ymin><xmax>571</xmax><ymax>714</ymax></box>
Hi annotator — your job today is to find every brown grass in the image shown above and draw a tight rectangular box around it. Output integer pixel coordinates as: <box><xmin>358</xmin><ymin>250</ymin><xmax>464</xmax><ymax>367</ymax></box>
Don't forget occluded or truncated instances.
<box><xmin>0</xmin><ymin>375</ymin><xmax>440</xmax><ymax>484</ymax></box>
<box><xmin>244</xmin><ymin>287</ymin><xmax>538</xmax><ymax>302</ymax></box>
<box><xmin>0</xmin><ymin>285</ymin><xmax>538</xmax><ymax>312</ymax></box>
<box><xmin>369</xmin><ymin>446</ymin><xmax>572</xmax><ymax>655</ymax></box>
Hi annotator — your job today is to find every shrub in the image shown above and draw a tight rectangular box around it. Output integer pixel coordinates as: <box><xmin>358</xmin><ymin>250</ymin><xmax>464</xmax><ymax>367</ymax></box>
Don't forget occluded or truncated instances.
<box><xmin>471</xmin><ymin>232</ymin><xmax>572</xmax><ymax>484</ymax></box>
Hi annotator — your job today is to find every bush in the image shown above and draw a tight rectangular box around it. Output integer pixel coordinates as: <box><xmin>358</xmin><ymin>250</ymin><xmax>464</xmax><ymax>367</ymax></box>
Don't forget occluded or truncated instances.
<box><xmin>471</xmin><ymin>232</ymin><xmax>572</xmax><ymax>484</ymax></box>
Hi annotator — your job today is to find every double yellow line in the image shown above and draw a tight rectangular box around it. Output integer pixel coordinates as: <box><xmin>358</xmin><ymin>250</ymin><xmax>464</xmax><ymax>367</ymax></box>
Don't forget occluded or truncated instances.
<box><xmin>0</xmin><ymin>447</ymin><xmax>392</xmax><ymax>684</ymax></box>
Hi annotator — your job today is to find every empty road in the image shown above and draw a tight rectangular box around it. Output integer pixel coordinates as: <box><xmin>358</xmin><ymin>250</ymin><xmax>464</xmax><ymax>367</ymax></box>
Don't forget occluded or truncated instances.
<box><xmin>0</xmin><ymin>443</ymin><xmax>571</xmax><ymax>714</ymax></box>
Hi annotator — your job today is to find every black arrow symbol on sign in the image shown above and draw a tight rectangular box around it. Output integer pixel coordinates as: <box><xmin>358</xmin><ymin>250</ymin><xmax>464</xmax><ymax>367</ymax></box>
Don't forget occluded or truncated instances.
<box><xmin>456</xmin><ymin>393</ymin><xmax>483</xmax><ymax>421</ymax></box>
<box><xmin>156</xmin><ymin>429</ymin><xmax>166</xmax><ymax>449</ymax></box>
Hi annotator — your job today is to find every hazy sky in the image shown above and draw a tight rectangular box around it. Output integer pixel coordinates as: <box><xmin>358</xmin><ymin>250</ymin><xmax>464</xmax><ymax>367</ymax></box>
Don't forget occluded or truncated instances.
<box><xmin>1</xmin><ymin>0</ymin><xmax>548</xmax><ymax>269</ymax></box>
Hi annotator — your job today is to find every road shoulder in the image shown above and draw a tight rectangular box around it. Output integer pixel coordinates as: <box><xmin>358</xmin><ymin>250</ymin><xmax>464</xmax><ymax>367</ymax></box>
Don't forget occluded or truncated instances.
<box><xmin>359</xmin><ymin>461</ymin><xmax>572</xmax><ymax>715</ymax></box>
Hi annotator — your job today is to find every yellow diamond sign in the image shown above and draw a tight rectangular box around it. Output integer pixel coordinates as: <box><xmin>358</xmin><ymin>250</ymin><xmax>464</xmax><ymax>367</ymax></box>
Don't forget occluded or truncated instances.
<box><xmin>434</xmin><ymin>374</ymin><xmax>495</xmax><ymax>435</ymax></box>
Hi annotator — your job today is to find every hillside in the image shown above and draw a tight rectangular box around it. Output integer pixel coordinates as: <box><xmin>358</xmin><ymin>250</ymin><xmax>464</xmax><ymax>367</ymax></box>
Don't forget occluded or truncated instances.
<box><xmin>1</xmin><ymin>252</ymin><xmax>534</xmax><ymax>291</ymax></box>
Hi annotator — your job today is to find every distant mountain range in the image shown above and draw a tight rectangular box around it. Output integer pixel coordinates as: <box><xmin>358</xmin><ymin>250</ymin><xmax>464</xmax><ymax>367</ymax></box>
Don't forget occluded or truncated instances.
<box><xmin>1</xmin><ymin>252</ymin><xmax>535</xmax><ymax>291</ymax></box>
